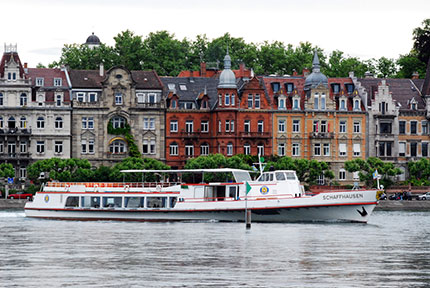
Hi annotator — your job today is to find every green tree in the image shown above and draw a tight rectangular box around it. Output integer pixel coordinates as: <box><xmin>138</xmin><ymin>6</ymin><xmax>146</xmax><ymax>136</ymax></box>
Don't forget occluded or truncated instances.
<box><xmin>113</xmin><ymin>30</ymin><xmax>145</xmax><ymax>70</ymax></box>
<box><xmin>0</xmin><ymin>163</ymin><xmax>14</xmax><ymax>178</ymax></box>
<box><xmin>375</xmin><ymin>57</ymin><xmax>398</xmax><ymax>78</ymax></box>
<box><xmin>413</xmin><ymin>19</ymin><xmax>430</xmax><ymax>64</ymax></box>
<box><xmin>344</xmin><ymin>157</ymin><xmax>401</xmax><ymax>188</ymax></box>
<box><xmin>27</xmin><ymin>158</ymin><xmax>93</xmax><ymax>183</ymax></box>
<box><xmin>396</xmin><ymin>53</ymin><xmax>427</xmax><ymax>78</ymax></box>
<box><xmin>109</xmin><ymin>157</ymin><xmax>170</xmax><ymax>182</ymax></box>
<box><xmin>325</xmin><ymin>50</ymin><xmax>373</xmax><ymax>77</ymax></box>
<box><xmin>407</xmin><ymin>158</ymin><xmax>430</xmax><ymax>186</ymax></box>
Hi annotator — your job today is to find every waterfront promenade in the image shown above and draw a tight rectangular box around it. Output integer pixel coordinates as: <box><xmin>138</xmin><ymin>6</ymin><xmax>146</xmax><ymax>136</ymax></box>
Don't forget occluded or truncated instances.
<box><xmin>2</xmin><ymin>199</ymin><xmax>429</xmax><ymax>211</ymax></box>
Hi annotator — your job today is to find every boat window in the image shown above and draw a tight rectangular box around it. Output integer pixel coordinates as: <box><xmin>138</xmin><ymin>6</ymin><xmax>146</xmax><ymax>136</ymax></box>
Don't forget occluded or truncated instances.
<box><xmin>90</xmin><ymin>197</ymin><xmax>100</xmax><ymax>208</ymax></box>
<box><xmin>147</xmin><ymin>197</ymin><xmax>167</xmax><ymax>208</ymax></box>
<box><xmin>169</xmin><ymin>197</ymin><xmax>177</xmax><ymax>208</ymax></box>
<box><xmin>229</xmin><ymin>186</ymin><xmax>238</xmax><ymax>199</ymax></box>
<box><xmin>285</xmin><ymin>172</ymin><xmax>296</xmax><ymax>180</ymax></box>
<box><xmin>232</xmin><ymin>171</ymin><xmax>252</xmax><ymax>182</ymax></box>
<box><xmin>125</xmin><ymin>197</ymin><xmax>144</xmax><ymax>208</ymax></box>
<box><xmin>65</xmin><ymin>196</ymin><xmax>79</xmax><ymax>207</ymax></box>
<box><xmin>275</xmin><ymin>172</ymin><xmax>286</xmax><ymax>181</ymax></box>
<box><xmin>103</xmin><ymin>196</ymin><xmax>122</xmax><ymax>208</ymax></box>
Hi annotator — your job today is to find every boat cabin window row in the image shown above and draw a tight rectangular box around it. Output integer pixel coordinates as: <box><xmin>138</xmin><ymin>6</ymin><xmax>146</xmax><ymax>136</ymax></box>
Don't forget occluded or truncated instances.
<box><xmin>64</xmin><ymin>196</ymin><xmax>177</xmax><ymax>209</ymax></box>
<box><xmin>257</xmin><ymin>171</ymin><xmax>297</xmax><ymax>182</ymax></box>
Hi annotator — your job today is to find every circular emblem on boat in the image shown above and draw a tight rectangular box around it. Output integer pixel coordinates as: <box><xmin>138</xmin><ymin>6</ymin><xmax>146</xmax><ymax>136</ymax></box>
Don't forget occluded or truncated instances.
<box><xmin>260</xmin><ymin>186</ymin><xmax>269</xmax><ymax>195</ymax></box>
<box><xmin>44</xmin><ymin>195</ymin><xmax>49</xmax><ymax>203</ymax></box>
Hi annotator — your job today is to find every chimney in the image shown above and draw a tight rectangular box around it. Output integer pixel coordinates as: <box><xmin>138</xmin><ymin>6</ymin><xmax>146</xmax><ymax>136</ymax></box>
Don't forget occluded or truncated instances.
<box><xmin>200</xmin><ymin>62</ymin><xmax>207</xmax><ymax>77</ymax></box>
<box><xmin>412</xmin><ymin>71</ymin><xmax>419</xmax><ymax>80</ymax></box>
<box><xmin>24</xmin><ymin>62</ymin><xmax>28</xmax><ymax>73</ymax></box>
<box><xmin>99</xmin><ymin>63</ymin><xmax>104</xmax><ymax>77</ymax></box>
<box><xmin>239</xmin><ymin>63</ymin><xmax>245</xmax><ymax>77</ymax></box>
<box><xmin>302</xmin><ymin>68</ymin><xmax>310</xmax><ymax>77</ymax></box>
<box><xmin>293</xmin><ymin>69</ymin><xmax>298</xmax><ymax>76</ymax></box>
<box><xmin>421</xmin><ymin>58</ymin><xmax>430</xmax><ymax>97</ymax></box>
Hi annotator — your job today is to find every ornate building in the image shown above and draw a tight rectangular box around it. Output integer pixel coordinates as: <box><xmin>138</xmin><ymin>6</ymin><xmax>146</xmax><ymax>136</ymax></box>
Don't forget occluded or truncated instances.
<box><xmin>69</xmin><ymin>66</ymin><xmax>165</xmax><ymax>166</ymax></box>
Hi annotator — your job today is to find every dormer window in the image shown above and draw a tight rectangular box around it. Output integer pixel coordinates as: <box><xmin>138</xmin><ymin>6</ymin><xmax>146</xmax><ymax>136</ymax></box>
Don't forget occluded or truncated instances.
<box><xmin>293</xmin><ymin>98</ymin><xmax>300</xmax><ymax>110</ymax></box>
<box><xmin>354</xmin><ymin>99</ymin><xmax>361</xmax><ymax>111</ymax></box>
<box><xmin>278</xmin><ymin>96</ymin><xmax>286</xmax><ymax>110</ymax></box>
<box><xmin>168</xmin><ymin>83</ymin><xmax>175</xmax><ymax>90</ymax></box>
<box><xmin>171</xmin><ymin>100</ymin><xmax>177</xmax><ymax>109</ymax></box>
<box><xmin>332</xmin><ymin>84</ymin><xmax>340</xmax><ymax>93</ymax></box>
<box><xmin>412</xmin><ymin>103</ymin><xmax>417</xmax><ymax>110</ymax></box>
<box><xmin>271</xmin><ymin>82</ymin><xmax>280</xmax><ymax>93</ymax></box>
<box><xmin>225</xmin><ymin>94</ymin><xmax>230</xmax><ymax>105</ymax></box>
<box><xmin>201</xmin><ymin>100</ymin><xmax>207</xmax><ymax>109</ymax></box>
<box><xmin>36</xmin><ymin>78</ymin><xmax>44</xmax><ymax>86</ymax></box>
<box><xmin>340</xmin><ymin>99</ymin><xmax>346</xmax><ymax>110</ymax></box>
<box><xmin>321</xmin><ymin>93</ymin><xmax>326</xmax><ymax>110</ymax></box>
<box><xmin>286</xmin><ymin>83</ymin><xmax>294</xmax><ymax>93</ymax></box>
<box><xmin>54</xmin><ymin>78</ymin><xmax>62</xmax><ymax>86</ymax></box>
<box><xmin>314</xmin><ymin>93</ymin><xmax>319</xmax><ymax>110</ymax></box>
<box><xmin>346</xmin><ymin>84</ymin><xmax>354</xmax><ymax>94</ymax></box>
<box><xmin>179</xmin><ymin>84</ymin><xmax>187</xmax><ymax>91</ymax></box>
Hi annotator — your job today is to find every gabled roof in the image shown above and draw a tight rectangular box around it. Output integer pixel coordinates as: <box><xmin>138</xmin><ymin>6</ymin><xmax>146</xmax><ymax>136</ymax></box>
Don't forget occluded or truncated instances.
<box><xmin>0</xmin><ymin>52</ymin><xmax>26</xmax><ymax>78</ymax></box>
<box><xmin>27</xmin><ymin>68</ymin><xmax>68</xmax><ymax>88</ymax></box>
<box><xmin>131</xmin><ymin>70</ymin><xmax>163</xmax><ymax>89</ymax></box>
<box><xmin>161</xmin><ymin>77</ymin><xmax>218</xmax><ymax>108</ymax></box>
<box><xmin>358</xmin><ymin>78</ymin><xmax>425</xmax><ymax>109</ymax></box>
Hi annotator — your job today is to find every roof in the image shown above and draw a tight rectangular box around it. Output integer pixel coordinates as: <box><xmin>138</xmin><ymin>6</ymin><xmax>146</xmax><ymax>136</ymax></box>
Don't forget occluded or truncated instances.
<box><xmin>85</xmin><ymin>33</ymin><xmax>101</xmax><ymax>45</ymax></box>
<box><xmin>27</xmin><ymin>68</ymin><xmax>68</xmax><ymax>88</ymax></box>
<box><xmin>358</xmin><ymin>78</ymin><xmax>425</xmax><ymax>109</ymax></box>
<box><xmin>0</xmin><ymin>52</ymin><xmax>26</xmax><ymax>78</ymax></box>
<box><xmin>161</xmin><ymin>77</ymin><xmax>219</xmax><ymax>108</ymax></box>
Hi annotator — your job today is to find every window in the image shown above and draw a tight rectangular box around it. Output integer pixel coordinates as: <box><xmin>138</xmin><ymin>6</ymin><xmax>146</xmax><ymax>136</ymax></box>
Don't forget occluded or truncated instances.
<box><xmin>55</xmin><ymin>141</ymin><xmax>63</xmax><ymax>154</ymax></box>
<box><xmin>422</xmin><ymin>121</ymin><xmax>428</xmax><ymax>135</ymax></box>
<box><xmin>339</xmin><ymin>169</ymin><xmax>346</xmax><ymax>180</ymax></box>
<box><xmin>244</xmin><ymin>144</ymin><xmax>251</xmax><ymax>155</ymax></box>
<box><xmin>314</xmin><ymin>93</ymin><xmax>319</xmax><ymax>110</ymax></box>
<box><xmin>278</xmin><ymin>120</ymin><xmax>285</xmax><ymax>133</ymax></box>
<box><xmin>20</xmin><ymin>93</ymin><xmax>27</xmax><ymax>106</ymax></box>
<box><xmin>399</xmin><ymin>142</ymin><xmax>406</xmax><ymax>157</ymax></box>
<box><xmin>231</xmin><ymin>94</ymin><xmax>235</xmax><ymax>106</ymax></box>
<box><xmin>313</xmin><ymin>120</ymin><xmax>318</xmax><ymax>132</ymax></box>
<box><xmin>230</xmin><ymin>120</ymin><xmax>234</xmax><ymax>132</ymax></box>
<box><xmin>346</xmin><ymin>84</ymin><xmax>354</xmax><ymax>94</ymax></box>
<box><xmin>379</xmin><ymin>102</ymin><xmax>388</xmax><ymax>114</ymax></box>
<box><xmin>279</xmin><ymin>98</ymin><xmax>286</xmax><ymax>110</ymax></box>
<box><xmin>227</xmin><ymin>143</ymin><xmax>233</xmax><ymax>156</ymax></box>
<box><xmin>8</xmin><ymin>142</ymin><xmax>16</xmax><ymax>155</ymax></box>
<box><xmin>272</xmin><ymin>82</ymin><xmax>280</xmax><ymax>92</ymax></box>
<box><xmin>170</xmin><ymin>143</ymin><xmax>178</xmax><ymax>156</ymax></box>
<box><xmin>255</xmin><ymin>95</ymin><xmax>260</xmax><ymax>109</ymax></box>
<box><xmin>320</xmin><ymin>94</ymin><xmax>326</xmax><ymax>110</ymax></box>
<box><xmin>115</xmin><ymin>92</ymin><xmax>123</xmax><ymax>105</ymax></box>
<box><xmin>244</xmin><ymin>120</ymin><xmax>250</xmax><ymax>133</ymax></box>
<box><xmin>81</xmin><ymin>140</ymin><xmax>87</xmax><ymax>154</ymax></box>
<box><xmin>36</xmin><ymin>141</ymin><xmax>45</xmax><ymax>154</ymax></box>
<box><xmin>286</xmin><ymin>83</ymin><xmax>294</xmax><ymax>93</ymax></box>
<box><xmin>380</xmin><ymin>122</ymin><xmax>392</xmax><ymax>134</ymax></box>
<box><xmin>353</xmin><ymin>143</ymin><xmax>361</xmax><ymax>156</ymax></box>
<box><xmin>353</xmin><ymin>121</ymin><xmax>360</xmax><ymax>133</ymax></box>
<box><xmin>143</xmin><ymin>140</ymin><xmax>156</xmax><ymax>155</ymax></box>
<box><xmin>278</xmin><ymin>143</ymin><xmax>285</xmax><ymax>156</ymax></box>
<box><xmin>354</xmin><ymin>99</ymin><xmax>360</xmax><ymax>111</ymax></box>
<box><xmin>314</xmin><ymin>143</ymin><xmax>321</xmax><ymax>156</ymax></box>
<box><xmin>112</xmin><ymin>116</ymin><xmax>126</xmax><ymax>129</ymax></box>
<box><xmin>411</xmin><ymin>121</ymin><xmax>417</xmax><ymax>134</ymax></box>
<box><xmin>20</xmin><ymin>141</ymin><xmax>27</xmax><ymax>153</ymax></box>
<box><xmin>19</xmin><ymin>167</ymin><xmax>26</xmax><ymax>179</ymax></box>
<box><xmin>54</xmin><ymin>78</ymin><xmax>62</xmax><ymax>86</ymax></box>
<box><xmin>144</xmin><ymin>118</ymin><xmax>155</xmax><ymax>130</ymax></box>
<box><xmin>333</xmin><ymin>84</ymin><xmax>340</xmax><ymax>93</ymax></box>
<box><xmin>109</xmin><ymin>140</ymin><xmax>126</xmax><ymax>154</ymax></box>
<box><xmin>88</xmin><ymin>93</ymin><xmax>97</xmax><ymax>102</ymax></box>
<box><xmin>170</xmin><ymin>120</ymin><xmax>178</xmax><ymax>132</ymax></box>
<box><xmin>201</xmin><ymin>121</ymin><xmax>209</xmax><ymax>133</ymax></box>
<box><xmin>20</xmin><ymin>117</ymin><xmax>27</xmax><ymax>129</ymax></box>
<box><xmin>399</xmin><ymin>121</ymin><xmax>406</xmax><ymax>134</ymax></box>
<box><xmin>77</xmin><ymin>92</ymin><xmax>85</xmax><ymax>102</ymax></box>
<box><xmin>293</xmin><ymin>98</ymin><xmax>300</xmax><ymax>110</ymax></box>
<box><xmin>378</xmin><ymin>142</ymin><xmax>392</xmax><ymax>157</ymax></box>
<box><xmin>88</xmin><ymin>140</ymin><xmax>95</xmax><ymax>154</ymax></box>
<box><xmin>320</xmin><ymin>120</ymin><xmax>327</xmax><ymax>133</ymax></box>
<box><xmin>339</xmin><ymin>121</ymin><xmax>346</xmax><ymax>133</ymax></box>
<box><xmin>8</xmin><ymin>117</ymin><xmax>16</xmax><ymax>129</ymax></box>
<box><xmin>218</xmin><ymin>94</ymin><xmax>222</xmax><ymax>106</ymax></box>
<box><xmin>201</xmin><ymin>144</ymin><xmax>210</xmax><ymax>156</ymax></box>
<box><xmin>257</xmin><ymin>120</ymin><xmax>264</xmax><ymax>133</ymax></box>
<box><xmin>422</xmin><ymin>143</ymin><xmax>428</xmax><ymax>157</ymax></box>
<box><xmin>225</xmin><ymin>120</ymin><xmax>230</xmax><ymax>132</ymax></box>
<box><xmin>225</xmin><ymin>94</ymin><xmax>230</xmax><ymax>106</ymax></box>
<box><xmin>55</xmin><ymin>117</ymin><xmax>63</xmax><ymax>129</ymax></box>
<box><xmin>0</xmin><ymin>93</ymin><xmax>3</xmax><ymax>106</ymax></box>
<box><xmin>293</xmin><ymin>120</ymin><xmax>300</xmax><ymax>133</ymax></box>
<box><xmin>257</xmin><ymin>144</ymin><xmax>264</xmax><ymax>156</ymax></box>
<box><xmin>248</xmin><ymin>95</ymin><xmax>253</xmax><ymax>108</ymax></box>
<box><xmin>411</xmin><ymin>142</ymin><xmax>417</xmax><ymax>157</ymax></box>
<box><xmin>292</xmin><ymin>143</ymin><xmax>300</xmax><ymax>156</ymax></box>
<box><xmin>340</xmin><ymin>99</ymin><xmax>346</xmax><ymax>110</ymax></box>
<box><xmin>339</xmin><ymin>143</ymin><xmax>347</xmax><ymax>156</ymax></box>
<box><xmin>0</xmin><ymin>116</ymin><xmax>3</xmax><ymax>128</ymax></box>
<box><xmin>37</xmin><ymin>117</ymin><xmax>45</xmax><ymax>129</ymax></box>
<box><xmin>36</xmin><ymin>78</ymin><xmax>44</xmax><ymax>86</ymax></box>
<box><xmin>185</xmin><ymin>144</ymin><xmax>194</xmax><ymax>157</ymax></box>
<box><xmin>137</xmin><ymin>93</ymin><xmax>144</xmax><ymax>103</ymax></box>
<box><xmin>323</xmin><ymin>143</ymin><xmax>330</xmax><ymax>156</ymax></box>
<box><xmin>179</xmin><ymin>84</ymin><xmax>187</xmax><ymax>91</ymax></box>
<box><xmin>148</xmin><ymin>93</ymin><xmax>156</xmax><ymax>103</ymax></box>
<box><xmin>218</xmin><ymin>120</ymin><xmax>222</xmax><ymax>133</ymax></box>
<box><xmin>171</xmin><ymin>100</ymin><xmax>177</xmax><ymax>108</ymax></box>
<box><xmin>185</xmin><ymin>121</ymin><xmax>193</xmax><ymax>133</ymax></box>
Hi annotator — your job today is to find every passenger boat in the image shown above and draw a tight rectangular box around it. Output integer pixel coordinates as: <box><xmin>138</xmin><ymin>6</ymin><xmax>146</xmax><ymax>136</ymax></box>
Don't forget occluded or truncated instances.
<box><xmin>24</xmin><ymin>168</ymin><xmax>378</xmax><ymax>223</ymax></box>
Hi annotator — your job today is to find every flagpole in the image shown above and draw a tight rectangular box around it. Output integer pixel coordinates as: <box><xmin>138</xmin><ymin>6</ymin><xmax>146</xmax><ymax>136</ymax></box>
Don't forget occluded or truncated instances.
<box><xmin>245</xmin><ymin>181</ymin><xmax>251</xmax><ymax>229</ymax></box>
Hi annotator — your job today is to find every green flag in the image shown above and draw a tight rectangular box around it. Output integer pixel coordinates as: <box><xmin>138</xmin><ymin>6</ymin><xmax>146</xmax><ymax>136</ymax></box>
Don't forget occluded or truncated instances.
<box><xmin>246</xmin><ymin>182</ymin><xmax>252</xmax><ymax>195</ymax></box>
<box><xmin>260</xmin><ymin>156</ymin><xmax>265</xmax><ymax>163</ymax></box>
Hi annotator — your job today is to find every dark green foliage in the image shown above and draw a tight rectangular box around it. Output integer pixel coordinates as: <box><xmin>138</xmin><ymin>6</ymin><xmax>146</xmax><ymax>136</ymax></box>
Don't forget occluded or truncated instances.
<box><xmin>109</xmin><ymin>157</ymin><xmax>170</xmax><ymax>182</ymax></box>
<box><xmin>0</xmin><ymin>163</ymin><xmax>14</xmax><ymax>178</ymax></box>
<box><xmin>107</xmin><ymin>120</ymin><xmax>140</xmax><ymax>158</ymax></box>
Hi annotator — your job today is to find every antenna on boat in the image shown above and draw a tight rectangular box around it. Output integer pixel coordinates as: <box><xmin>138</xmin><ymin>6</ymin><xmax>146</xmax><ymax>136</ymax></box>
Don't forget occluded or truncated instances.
<box><xmin>253</xmin><ymin>154</ymin><xmax>265</xmax><ymax>175</ymax></box>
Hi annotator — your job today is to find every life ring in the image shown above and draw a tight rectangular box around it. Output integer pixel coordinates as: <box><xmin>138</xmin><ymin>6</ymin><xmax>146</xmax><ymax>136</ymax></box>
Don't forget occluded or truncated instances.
<box><xmin>125</xmin><ymin>185</ymin><xmax>130</xmax><ymax>191</ymax></box>
<box><xmin>65</xmin><ymin>184</ymin><xmax>70</xmax><ymax>191</ymax></box>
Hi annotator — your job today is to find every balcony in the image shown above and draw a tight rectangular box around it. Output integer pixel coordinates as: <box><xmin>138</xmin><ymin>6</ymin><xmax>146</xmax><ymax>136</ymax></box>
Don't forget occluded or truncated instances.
<box><xmin>239</xmin><ymin>132</ymin><xmax>271</xmax><ymax>138</ymax></box>
<box><xmin>180</xmin><ymin>131</ymin><xmax>201</xmax><ymax>139</ymax></box>
<box><xmin>309</xmin><ymin>132</ymin><xmax>334</xmax><ymax>139</ymax></box>
<box><xmin>0</xmin><ymin>152</ymin><xmax>31</xmax><ymax>160</ymax></box>
<box><xmin>0</xmin><ymin>128</ymin><xmax>32</xmax><ymax>136</ymax></box>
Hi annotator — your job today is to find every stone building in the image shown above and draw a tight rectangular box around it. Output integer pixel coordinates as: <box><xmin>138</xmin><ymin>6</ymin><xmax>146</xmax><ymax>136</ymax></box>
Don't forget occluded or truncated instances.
<box><xmin>68</xmin><ymin>65</ymin><xmax>164</xmax><ymax>166</ymax></box>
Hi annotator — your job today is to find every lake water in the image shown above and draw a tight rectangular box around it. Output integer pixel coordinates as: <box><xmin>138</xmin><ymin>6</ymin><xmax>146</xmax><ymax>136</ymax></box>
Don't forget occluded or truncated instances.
<box><xmin>0</xmin><ymin>210</ymin><xmax>429</xmax><ymax>288</ymax></box>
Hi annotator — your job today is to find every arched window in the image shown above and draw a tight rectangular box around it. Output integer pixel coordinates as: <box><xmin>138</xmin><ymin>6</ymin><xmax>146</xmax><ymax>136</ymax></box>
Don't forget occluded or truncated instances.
<box><xmin>354</xmin><ymin>99</ymin><xmax>360</xmax><ymax>111</ymax></box>
<box><xmin>20</xmin><ymin>117</ymin><xmax>27</xmax><ymax>128</ymax></box>
<box><xmin>111</xmin><ymin>116</ymin><xmax>126</xmax><ymax>129</ymax></box>
<box><xmin>55</xmin><ymin>117</ymin><xmax>63</xmax><ymax>129</ymax></box>
<box><xmin>109</xmin><ymin>139</ymin><xmax>127</xmax><ymax>154</ymax></box>
<box><xmin>8</xmin><ymin>116</ymin><xmax>16</xmax><ymax>129</ymax></box>
<box><xmin>37</xmin><ymin>116</ymin><xmax>45</xmax><ymax>129</ymax></box>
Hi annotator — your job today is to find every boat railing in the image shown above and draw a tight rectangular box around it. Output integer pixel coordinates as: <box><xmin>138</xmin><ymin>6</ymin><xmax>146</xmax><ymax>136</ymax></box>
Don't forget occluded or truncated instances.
<box><xmin>44</xmin><ymin>182</ymin><xmax>181</xmax><ymax>189</ymax></box>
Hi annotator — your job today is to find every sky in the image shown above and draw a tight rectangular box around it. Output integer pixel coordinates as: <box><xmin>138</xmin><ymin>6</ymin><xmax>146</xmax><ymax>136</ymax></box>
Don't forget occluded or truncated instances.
<box><xmin>2</xmin><ymin>0</ymin><xmax>430</xmax><ymax>68</ymax></box>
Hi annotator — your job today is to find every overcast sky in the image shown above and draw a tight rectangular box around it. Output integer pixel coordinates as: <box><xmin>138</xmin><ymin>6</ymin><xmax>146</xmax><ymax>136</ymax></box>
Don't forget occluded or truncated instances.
<box><xmin>3</xmin><ymin>0</ymin><xmax>429</xmax><ymax>67</ymax></box>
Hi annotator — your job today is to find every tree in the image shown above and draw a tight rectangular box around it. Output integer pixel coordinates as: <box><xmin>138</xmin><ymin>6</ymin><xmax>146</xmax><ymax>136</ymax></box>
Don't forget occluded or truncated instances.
<box><xmin>375</xmin><ymin>57</ymin><xmax>397</xmax><ymax>78</ymax></box>
<box><xmin>27</xmin><ymin>158</ymin><xmax>93</xmax><ymax>183</ymax></box>
<box><xmin>396</xmin><ymin>53</ymin><xmax>426</xmax><ymax>78</ymax></box>
<box><xmin>344</xmin><ymin>157</ymin><xmax>401</xmax><ymax>188</ymax></box>
<box><xmin>325</xmin><ymin>50</ymin><xmax>373</xmax><ymax>78</ymax></box>
<box><xmin>0</xmin><ymin>163</ymin><xmax>14</xmax><ymax>179</ymax></box>
<box><xmin>413</xmin><ymin>19</ymin><xmax>430</xmax><ymax>65</ymax></box>
<box><xmin>407</xmin><ymin>158</ymin><xmax>430</xmax><ymax>186</ymax></box>
<box><xmin>113</xmin><ymin>30</ymin><xmax>145</xmax><ymax>70</ymax></box>
<box><xmin>109</xmin><ymin>157</ymin><xmax>170</xmax><ymax>182</ymax></box>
